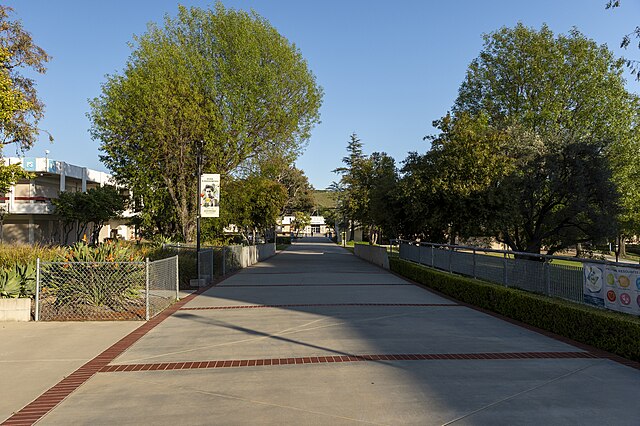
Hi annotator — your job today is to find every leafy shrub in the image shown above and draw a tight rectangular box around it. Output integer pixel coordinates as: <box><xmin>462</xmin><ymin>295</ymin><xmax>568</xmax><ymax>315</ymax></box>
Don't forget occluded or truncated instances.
<box><xmin>61</xmin><ymin>241</ymin><xmax>144</xmax><ymax>262</ymax></box>
<box><xmin>0</xmin><ymin>244</ymin><xmax>64</xmax><ymax>270</ymax></box>
<box><xmin>276</xmin><ymin>236</ymin><xmax>292</xmax><ymax>245</ymax></box>
<box><xmin>390</xmin><ymin>257</ymin><xmax>640</xmax><ymax>362</ymax></box>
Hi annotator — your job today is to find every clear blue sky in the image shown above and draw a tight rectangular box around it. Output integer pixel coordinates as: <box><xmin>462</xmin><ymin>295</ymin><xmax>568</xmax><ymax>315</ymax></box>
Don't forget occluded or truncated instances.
<box><xmin>6</xmin><ymin>0</ymin><xmax>640</xmax><ymax>189</ymax></box>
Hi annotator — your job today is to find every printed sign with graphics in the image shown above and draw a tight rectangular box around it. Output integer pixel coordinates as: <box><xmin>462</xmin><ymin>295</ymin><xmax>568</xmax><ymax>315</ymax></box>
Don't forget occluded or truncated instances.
<box><xmin>48</xmin><ymin>160</ymin><xmax>62</xmax><ymax>174</ymax></box>
<box><xmin>583</xmin><ymin>262</ymin><xmax>640</xmax><ymax>315</ymax></box>
<box><xmin>200</xmin><ymin>174</ymin><xmax>220</xmax><ymax>218</ymax></box>
<box><xmin>583</xmin><ymin>264</ymin><xmax>605</xmax><ymax>308</ymax></box>
<box><xmin>22</xmin><ymin>157</ymin><xmax>36</xmax><ymax>171</ymax></box>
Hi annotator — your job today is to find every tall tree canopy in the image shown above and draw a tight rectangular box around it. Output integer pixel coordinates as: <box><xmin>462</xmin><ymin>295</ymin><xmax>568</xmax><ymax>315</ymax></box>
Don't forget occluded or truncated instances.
<box><xmin>418</xmin><ymin>24</ymin><xmax>638</xmax><ymax>253</ymax></box>
<box><xmin>0</xmin><ymin>5</ymin><xmax>51</xmax><ymax>150</ymax></box>
<box><xmin>89</xmin><ymin>4</ymin><xmax>322</xmax><ymax>241</ymax></box>
<box><xmin>332</xmin><ymin>134</ymin><xmax>400</xmax><ymax>244</ymax></box>
<box><xmin>0</xmin><ymin>6</ymin><xmax>49</xmax><ymax>191</ymax></box>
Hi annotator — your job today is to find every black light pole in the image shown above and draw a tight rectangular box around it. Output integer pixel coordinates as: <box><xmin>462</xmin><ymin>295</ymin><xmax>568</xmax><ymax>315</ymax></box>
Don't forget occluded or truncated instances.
<box><xmin>196</xmin><ymin>140</ymin><xmax>204</xmax><ymax>279</ymax></box>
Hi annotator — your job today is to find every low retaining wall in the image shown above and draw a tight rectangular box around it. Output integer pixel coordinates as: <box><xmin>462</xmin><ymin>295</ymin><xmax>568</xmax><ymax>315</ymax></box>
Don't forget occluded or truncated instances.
<box><xmin>354</xmin><ymin>244</ymin><xmax>390</xmax><ymax>269</ymax></box>
<box><xmin>0</xmin><ymin>298</ymin><xmax>31</xmax><ymax>321</ymax></box>
<box><xmin>226</xmin><ymin>243</ymin><xmax>277</xmax><ymax>270</ymax></box>
<box><xmin>257</xmin><ymin>243</ymin><xmax>276</xmax><ymax>261</ymax></box>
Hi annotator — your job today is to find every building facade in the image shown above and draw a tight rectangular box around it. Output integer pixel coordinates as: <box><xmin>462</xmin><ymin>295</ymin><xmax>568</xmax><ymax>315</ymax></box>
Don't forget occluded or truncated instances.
<box><xmin>1</xmin><ymin>157</ymin><xmax>134</xmax><ymax>245</ymax></box>
<box><xmin>277</xmin><ymin>215</ymin><xmax>329</xmax><ymax>236</ymax></box>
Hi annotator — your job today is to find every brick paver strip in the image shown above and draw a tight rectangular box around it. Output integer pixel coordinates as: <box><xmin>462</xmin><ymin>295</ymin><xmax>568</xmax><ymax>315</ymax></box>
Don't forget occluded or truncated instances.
<box><xmin>99</xmin><ymin>351</ymin><xmax>599</xmax><ymax>373</ymax></box>
<box><xmin>180</xmin><ymin>303</ymin><xmax>460</xmax><ymax>310</ymax></box>
<box><xmin>388</xmin><ymin>269</ymin><xmax>640</xmax><ymax>371</ymax></box>
<box><xmin>1</xmin><ymin>284</ymin><xmax>215</xmax><ymax>426</ymax></box>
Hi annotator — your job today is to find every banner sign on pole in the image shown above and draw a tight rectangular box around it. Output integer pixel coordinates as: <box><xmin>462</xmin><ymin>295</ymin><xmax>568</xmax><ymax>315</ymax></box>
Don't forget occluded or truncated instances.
<box><xmin>200</xmin><ymin>174</ymin><xmax>220</xmax><ymax>218</ymax></box>
<box><xmin>583</xmin><ymin>262</ymin><xmax>640</xmax><ymax>315</ymax></box>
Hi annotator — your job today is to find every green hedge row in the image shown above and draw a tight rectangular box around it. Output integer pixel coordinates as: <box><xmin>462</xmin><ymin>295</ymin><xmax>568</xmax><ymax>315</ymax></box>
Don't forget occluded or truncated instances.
<box><xmin>389</xmin><ymin>257</ymin><xmax>640</xmax><ymax>362</ymax></box>
<box><xmin>276</xmin><ymin>236</ymin><xmax>292</xmax><ymax>245</ymax></box>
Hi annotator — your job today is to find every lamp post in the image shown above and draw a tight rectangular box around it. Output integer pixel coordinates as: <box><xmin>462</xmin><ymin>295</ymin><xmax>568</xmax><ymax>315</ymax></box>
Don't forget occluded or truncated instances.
<box><xmin>195</xmin><ymin>139</ymin><xmax>204</xmax><ymax>281</ymax></box>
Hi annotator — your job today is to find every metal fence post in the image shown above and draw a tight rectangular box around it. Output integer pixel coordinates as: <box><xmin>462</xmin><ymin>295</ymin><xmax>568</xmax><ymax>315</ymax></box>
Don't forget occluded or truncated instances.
<box><xmin>502</xmin><ymin>252</ymin><xmax>508</xmax><ymax>286</ymax></box>
<box><xmin>472</xmin><ymin>249</ymin><xmax>477</xmax><ymax>280</ymax></box>
<box><xmin>222</xmin><ymin>246</ymin><xmax>226</xmax><ymax>276</ymax></box>
<box><xmin>448</xmin><ymin>246</ymin><xmax>453</xmax><ymax>273</ymax></box>
<box><xmin>175</xmin><ymin>255</ymin><xmax>180</xmax><ymax>301</ymax></box>
<box><xmin>544</xmin><ymin>257</ymin><xmax>551</xmax><ymax>296</ymax></box>
<box><xmin>35</xmin><ymin>258</ymin><xmax>40</xmax><ymax>321</ymax></box>
<box><xmin>145</xmin><ymin>258</ymin><xmax>150</xmax><ymax>321</ymax></box>
<box><xmin>430</xmin><ymin>245</ymin><xmax>434</xmax><ymax>267</ymax></box>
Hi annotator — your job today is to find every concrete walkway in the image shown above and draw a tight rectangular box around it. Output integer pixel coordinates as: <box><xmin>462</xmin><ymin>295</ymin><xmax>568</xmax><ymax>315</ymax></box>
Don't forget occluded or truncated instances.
<box><xmin>3</xmin><ymin>237</ymin><xmax>639</xmax><ymax>425</ymax></box>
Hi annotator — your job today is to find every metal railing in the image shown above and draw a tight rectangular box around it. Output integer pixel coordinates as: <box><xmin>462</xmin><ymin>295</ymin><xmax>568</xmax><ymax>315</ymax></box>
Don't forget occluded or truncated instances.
<box><xmin>392</xmin><ymin>240</ymin><xmax>640</xmax><ymax>308</ymax></box>
<box><xmin>35</xmin><ymin>256</ymin><xmax>179</xmax><ymax>321</ymax></box>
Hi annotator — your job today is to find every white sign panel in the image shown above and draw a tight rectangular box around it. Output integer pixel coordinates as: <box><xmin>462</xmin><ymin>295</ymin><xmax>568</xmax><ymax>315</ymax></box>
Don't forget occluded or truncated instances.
<box><xmin>583</xmin><ymin>262</ymin><xmax>640</xmax><ymax>315</ymax></box>
<box><xmin>200</xmin><ymin>174</ymin><xmax>220</xmax><ymax>218</ymax></box>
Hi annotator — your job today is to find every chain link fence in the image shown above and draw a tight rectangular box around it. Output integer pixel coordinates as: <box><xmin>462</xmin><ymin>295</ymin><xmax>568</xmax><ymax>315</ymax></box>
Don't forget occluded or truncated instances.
<box><xmin>35</xmin><ymin>256</ymin><xmax>178</xmax><ymax>321</ymax></box>
<box><xmin>163</xmin><ymin>243</ymin><xmax>276</xmax><ymax>280</ymax></box>
<box><xmin>394</xmin><ymin>240</ymin><xmax>639</xmax><ymax>309</ymax></box>
<box><xmin>147</xmin><ymin>256</ymin><xmax>180</xmax><ymax>319</ymax></box>
<box><xmin>198</xmin><ymin>249</ymin><xmax>214</xmax><ymax>285</ymax></box>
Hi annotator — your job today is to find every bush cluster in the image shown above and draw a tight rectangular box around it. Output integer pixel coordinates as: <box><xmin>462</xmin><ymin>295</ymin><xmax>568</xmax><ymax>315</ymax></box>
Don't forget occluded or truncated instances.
<box><xmin>276</xmin><ymin>236</ymin><xmax>292</xmax><ymax>245</ymax></box>
<box><xmin>389</xmin><ymin>257</ymin><xmax>640</xmax><ymax>362</ymax></box>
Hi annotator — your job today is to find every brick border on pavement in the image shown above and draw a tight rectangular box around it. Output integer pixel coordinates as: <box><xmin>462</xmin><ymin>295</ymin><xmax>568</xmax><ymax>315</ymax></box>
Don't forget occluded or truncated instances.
<box><xmin>100</xmin><ymin>351</ymin><xmax>599</xmax><ymax>373</ymax></box>
<box><xmin>387</xmin><ymin>268</ymin><xmax>640</xmax><ymax>370</ymax></box>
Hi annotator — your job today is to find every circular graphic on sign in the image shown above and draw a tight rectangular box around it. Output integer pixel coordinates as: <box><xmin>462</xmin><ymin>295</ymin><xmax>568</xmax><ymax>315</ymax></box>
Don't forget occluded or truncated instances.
<box><xmin>606</xmin><ymin>273</ymin><xmax>615</xmax><ymax>286</ymax></box>
<box><xmin>584</xmin><ymin>265</ymin><xmax>603</xmax><ymax>292</ymax></box>
<box><xmin>618</xmin><ymin>275</ymin><xmax>630</xmax><ymax>288</ymax></box>
<box><xmin>636</xmin><ymin>277</ymin><xmax>640</xmax><ymax>291</ymax></box>
<box><xmin>607</xmin><ymin>290</ymin><xmax>617</xmax><ymax>302</ymax></box>
<box><xmin>637</xmin><ymin>295</ymin><xmax>640</xmax><ymax>308</ymax></box>
<box><xmin>620</xmin><ymin>292</ymin><xmax>631</xmax><ymax>306</ymax></box>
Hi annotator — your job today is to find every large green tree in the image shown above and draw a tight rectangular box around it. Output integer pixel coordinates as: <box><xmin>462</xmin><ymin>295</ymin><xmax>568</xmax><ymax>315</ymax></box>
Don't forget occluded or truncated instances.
<box><xmin>367</xmin><ymin>152</ymin><xmax>400</xmax><ymax>244</ymax></box>
<box><xmin>89</xmin><ymin>4</ymin><xmax>322</xmax><ymax>241</ymax></box>
<box><xmin>0</xmin><ymin>5</ymin><xmax>51</xmax><ymax>150</ymax></box>
<box><xmin>52</xmin><ymin>186</ymin><xmax>125</xmax><ymax>244</ymax></box>
<box><xmin>333</xmin><ymin>133</ymin><xmax>371</xmax><ymax>240</ymax></box>
<box><xmin>0</xmin><ymin>6</ymin><xmax>49</xmax><ymax>192</ymax></box>
<box><xmin>332</xmin><ymin>134</ymin><xmax>402</xmax><ymax>244</ymax></box>
<box><xmin>255</xmin><ymin>155</ymin><xmax>315</xmax><ymax>215</ymax></box>
<box><xmin>428</xmin><ymin>24</ymin><xmax>638</xmax><ymax>253</ymax></box>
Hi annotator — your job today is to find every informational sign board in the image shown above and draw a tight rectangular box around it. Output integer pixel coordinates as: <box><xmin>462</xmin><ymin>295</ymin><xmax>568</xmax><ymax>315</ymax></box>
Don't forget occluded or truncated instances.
<box><xmin>22</xmin><ymin>157</ymin><xmax>36</xmax><ymax>171</ymax></box>
<box><xmin>583</xmin><ymin>262</ymin><xmax>640</xmax><ymax>315</ymax></box>
<box><xmin>200</xmin><ymin>174</ymin><xmax>220</xmax><ymax>218</ymax></box>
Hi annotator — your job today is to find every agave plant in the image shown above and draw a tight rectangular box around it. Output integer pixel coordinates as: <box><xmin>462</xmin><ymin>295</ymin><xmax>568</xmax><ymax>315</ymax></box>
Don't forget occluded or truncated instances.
<box><xmin>0</xmin><ymin>263</ymin><xmax>36</xmax><ymax>298</ymax></box>
<box><xmin>62</xmin><ymin>241</ymin><xmax>144</xmax><ymax>263</ymax></box>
